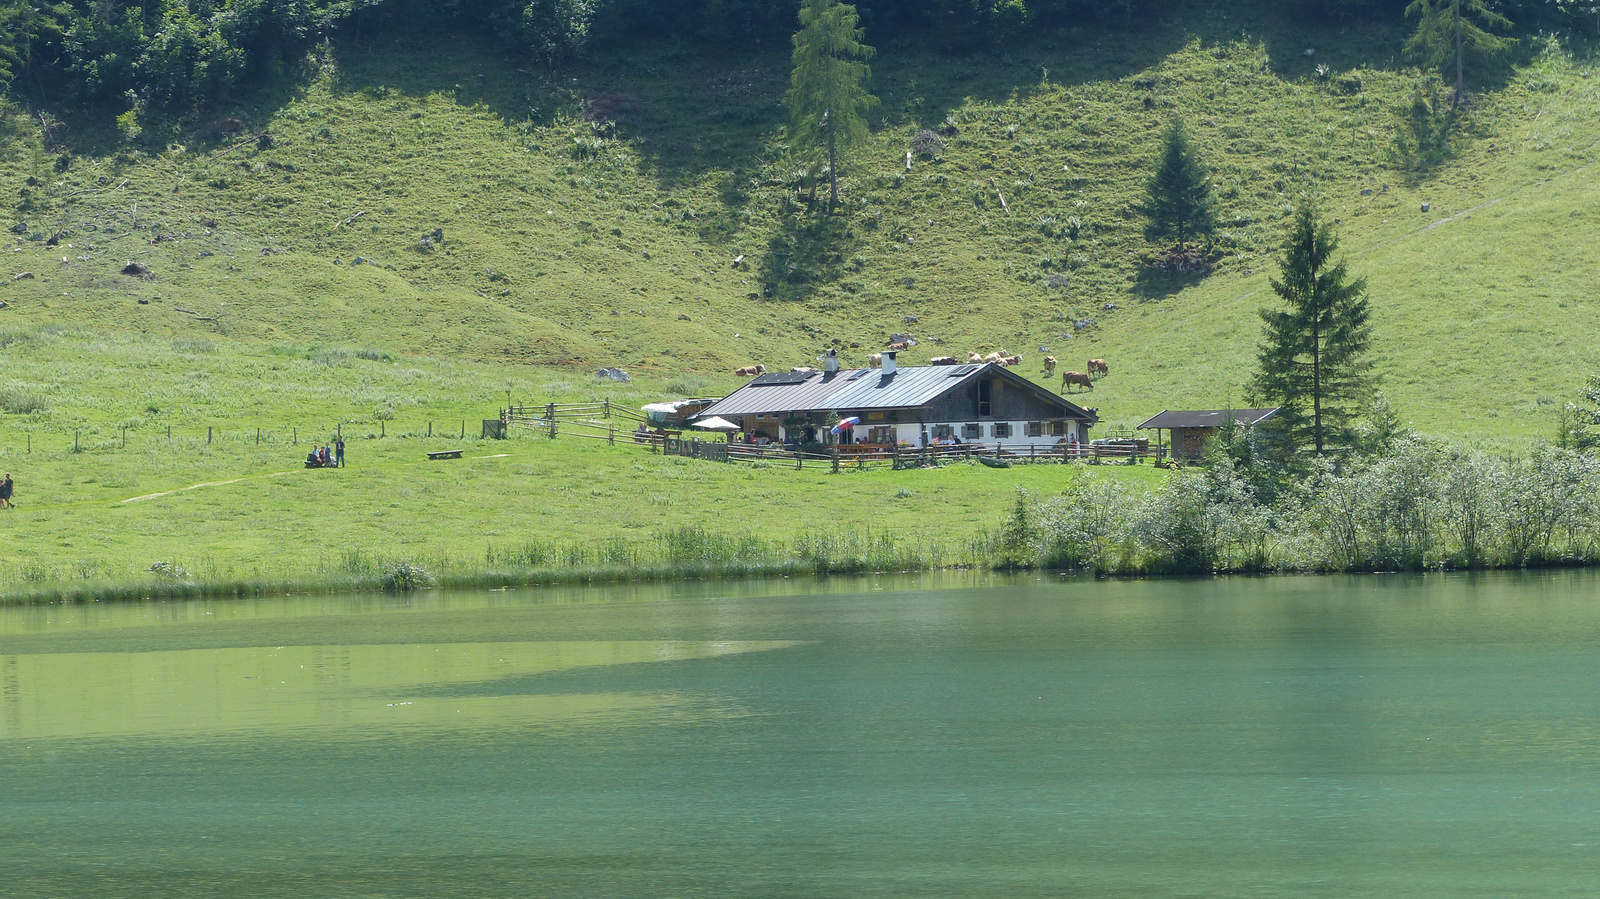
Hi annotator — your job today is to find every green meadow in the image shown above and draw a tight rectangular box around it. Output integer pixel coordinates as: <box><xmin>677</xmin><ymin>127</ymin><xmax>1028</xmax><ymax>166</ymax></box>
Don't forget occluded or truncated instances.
<box><xmin>1</xmin><ymin>8</ymin><xmax>1597</xmax><ymax>596</ymax></box>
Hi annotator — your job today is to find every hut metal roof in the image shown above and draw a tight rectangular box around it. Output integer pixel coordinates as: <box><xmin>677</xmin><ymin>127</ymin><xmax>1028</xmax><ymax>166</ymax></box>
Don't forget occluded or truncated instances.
<box><xmin>1136</xmin><ymin>408</ymin><xmax>1280</xmax><ymax>430</ymax></box>
<box><xmin>699</xmin><ymin>363</ymin><xmax>1097</xmax><ymax>422</ymax></box>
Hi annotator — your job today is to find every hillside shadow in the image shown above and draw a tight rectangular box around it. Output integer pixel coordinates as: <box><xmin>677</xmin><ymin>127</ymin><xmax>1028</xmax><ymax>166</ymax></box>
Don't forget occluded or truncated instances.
<box><xmin>758</xmin><ymin>209</ymin><xmax>858</xmax><ymax>302</ymax></box>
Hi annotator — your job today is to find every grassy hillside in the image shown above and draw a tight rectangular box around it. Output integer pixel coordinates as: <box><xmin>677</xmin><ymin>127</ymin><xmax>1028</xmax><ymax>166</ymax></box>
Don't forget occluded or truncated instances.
<box><xmin>2</xmin><ymin>15</ymin><xmax>1593</xmax><ymax>435</ymax></box>
<box><xmin>0</xmin><ymin>11</ymin><xmax>1596</xmax><ymax>592</ymax></box>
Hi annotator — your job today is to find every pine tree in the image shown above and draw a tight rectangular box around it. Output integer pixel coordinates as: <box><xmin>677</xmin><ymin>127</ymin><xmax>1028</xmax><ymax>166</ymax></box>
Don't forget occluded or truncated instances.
<box><xmin>785</xmin><ymin>0</ymin><xmax>877</xmax><ymax>211</ymax></box>
<box><xmin>1405</xmin><ymin>0</ymin><xmax>1514</xmax><ymax>106</ymax></box>
<box><xmin>1143</xmin><ymin>118</ymin><xmax>1216</xmax><ymax>250</ymax></box>
<box><xmin>1251</xmin><ymin>206</ymin><xmax>1374</xmax><ymax>456</ymax></box>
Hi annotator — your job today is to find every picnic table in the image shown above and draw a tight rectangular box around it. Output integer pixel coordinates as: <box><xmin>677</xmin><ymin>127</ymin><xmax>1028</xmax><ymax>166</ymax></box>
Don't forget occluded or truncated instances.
<box><xmin>427</xmin><ymin>450</ymin><xmax>463</xmax><ymax>461</ymax></box>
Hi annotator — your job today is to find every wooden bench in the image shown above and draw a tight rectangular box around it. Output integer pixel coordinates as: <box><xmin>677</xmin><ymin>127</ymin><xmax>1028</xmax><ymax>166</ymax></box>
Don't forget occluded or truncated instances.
<box><xmin>427</xmin><ymin>450</ymin><xmax>463</xmax><ymax>461</ymax></box>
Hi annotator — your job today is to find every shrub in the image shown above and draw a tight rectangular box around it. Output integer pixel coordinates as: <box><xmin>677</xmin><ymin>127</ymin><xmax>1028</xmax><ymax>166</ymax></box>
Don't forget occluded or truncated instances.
<box><xmin>381</xmin><ymin>561</ymin><xmax>435</xmax><ymax>592</ymax></box>
<box><xmin>910</xmin><ymin>129</ymin><xmax>945</xmax><ymax>157</ymax></box>
<box><xmin>149</xmin><ymin>561</ymin><xmax>190</xmax><ymax>581</ymax></box>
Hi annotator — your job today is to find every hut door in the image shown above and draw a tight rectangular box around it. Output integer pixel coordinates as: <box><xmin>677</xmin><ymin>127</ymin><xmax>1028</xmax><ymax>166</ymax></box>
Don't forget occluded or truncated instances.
<box><xmin>978</xmin><ymin>381</ymin><xmax>992</xmax><ymax>417</ymax></box>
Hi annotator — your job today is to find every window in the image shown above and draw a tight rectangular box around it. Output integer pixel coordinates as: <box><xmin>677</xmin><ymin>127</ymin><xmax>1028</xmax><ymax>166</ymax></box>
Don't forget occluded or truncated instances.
<box><xmin>992</xmin><ymin>423</ymin><xmax>1012</xmax><ymax>439</ymax></box>
<box><xmin>866</xmin><ymin>426</ymin><xmax>894</xmax><ymax>445</ymax></box>
<box><xmin>962</xmin><ymin>424</ymin><xmax>982</xmax><ymax>441</ymax></box>
<box><xmin>978</xmin><ymin>381</ymin><xmax>992</xmax><ymax>417</ymax></box>
<box><xmin>933</xmin><ymin>424</ymin><xmax>953</xmax><ymax>440</ymax></box>
<box><xmin>1050</xmin><ymin>420</ymin><xmax>1066</xmax><ymax>437</ymax></box>
<box><xmin>1026</xmin><ymin>421</ymin><xmax>1043</xmax><ymax>438</ymax></box>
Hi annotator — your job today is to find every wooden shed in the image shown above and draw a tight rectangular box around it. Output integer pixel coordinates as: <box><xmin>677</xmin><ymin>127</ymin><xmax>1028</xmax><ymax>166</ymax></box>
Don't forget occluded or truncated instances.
<box><xmin>1136</xmin><ymin>408</ymin><xmax>1280</xmax><ymax>462</ymax></box>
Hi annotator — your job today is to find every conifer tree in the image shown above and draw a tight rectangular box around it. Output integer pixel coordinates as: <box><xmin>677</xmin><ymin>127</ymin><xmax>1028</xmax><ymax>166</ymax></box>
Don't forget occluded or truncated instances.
<box><xmin>785</xmin><ymin>0</ymin><xmax>877</xmax><ymax>211</ymax></box>
<box><xmin>1405</xmin><ymin>0</ymin><xmax>1514</xmax><ymax>106</ymax></box>
<box><xmin>1252</xmin><ymin>206</ymin><xmax>1374</xmax><ymax>456</ymax></box>
<box><xmin>1144</xmin><ymin>118</ymin><xmax>1215</xmax><ymax>250</ymax></box>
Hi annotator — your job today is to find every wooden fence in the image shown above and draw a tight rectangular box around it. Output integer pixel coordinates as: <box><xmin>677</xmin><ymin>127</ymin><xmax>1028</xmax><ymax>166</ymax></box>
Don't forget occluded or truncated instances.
<box><xmin>502</xmin><ymin>401</ymin><xmax>646</xmax><ymax>444</ymax></box>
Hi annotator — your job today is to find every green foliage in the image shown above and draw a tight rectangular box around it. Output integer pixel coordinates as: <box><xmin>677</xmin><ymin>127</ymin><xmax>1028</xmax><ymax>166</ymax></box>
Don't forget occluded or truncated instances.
<box><xmin>1143</xmin><ymin>118</ymin><xmax>1216</xmax><ymax>250</ymax></box>
<box><xmin>380</xmin><ymin>560</ymin><xmax>436</xmax><ymax>592</ymax></box>
<box><xmin>1557</xmin><ymin>375</ymin><xmax>1600</xmax><ymax>451</ymax></box>
<box><xmin>785</xmin><ymin>0</ymin><xmax>877</xmax><ymax>209</ymax></box>
<box><xmin>1252</xmin><ymin>206</ymin><xmax>1374</xmax><ymax>457</ymax></box>
<box><xmin>991</xmin><ymin>488</ymin><xmax>1036</xmax><ymax>568</ymax></box>
<box><xmin>0</xmin><ymin>385</ymin><xmax>49</xmax><ymax>414</ymax></box>
<box><xmin>1009</xmin><ymin>439</ymin><xmax>1600</xmax><ymax>574</ymax></box>
<box><xmin>1405</xmin><ymin>0</ymin><xmax>1515</xmax><ymax>102</ymax></box>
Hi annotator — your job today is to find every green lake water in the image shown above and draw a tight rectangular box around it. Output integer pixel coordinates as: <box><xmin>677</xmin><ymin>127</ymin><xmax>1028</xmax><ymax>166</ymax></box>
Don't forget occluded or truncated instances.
<box><xmin>3</xmin><ymin>571</ymin><xmax>1600</xmax><ymax>897</ymax></box>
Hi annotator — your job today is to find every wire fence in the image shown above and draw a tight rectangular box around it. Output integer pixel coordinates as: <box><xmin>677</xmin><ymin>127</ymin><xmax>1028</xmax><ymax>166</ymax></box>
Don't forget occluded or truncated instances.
<box><xmin>2</xmin><ymin>419</ymin><xmax>481</xmax><ymax>456</ymax></box>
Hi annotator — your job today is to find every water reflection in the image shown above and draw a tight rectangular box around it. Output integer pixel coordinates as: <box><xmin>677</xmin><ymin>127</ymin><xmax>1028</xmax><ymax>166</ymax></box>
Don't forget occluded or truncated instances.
<box><xmin>0</xmin><ymin>640</ymin><xmax>798</xmax><ymax>741</ymax></box>
<box><xmin>2</xmin><ymin>570</ymin><xmax>1599</xmax><ymax>897</ymax></box>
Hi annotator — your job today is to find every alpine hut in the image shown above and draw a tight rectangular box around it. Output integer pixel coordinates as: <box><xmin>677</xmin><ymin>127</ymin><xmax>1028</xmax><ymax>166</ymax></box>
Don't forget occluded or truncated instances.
<box><xmin>695</xmin><ymin>351</ymin><xmax>1098</xmax><ymax>449</ymax></box>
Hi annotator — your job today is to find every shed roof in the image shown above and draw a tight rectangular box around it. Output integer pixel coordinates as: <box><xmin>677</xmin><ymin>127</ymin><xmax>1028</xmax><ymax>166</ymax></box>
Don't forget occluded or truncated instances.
<box><xmin>1136</xmin><ymin>408</ymin><xmax>1280</xmax><ymax>430</ymax></box>
<box><xmin>699</xmin><ymin>363</ymin><xmax>1096</xmax><ymax>422</ymax></box>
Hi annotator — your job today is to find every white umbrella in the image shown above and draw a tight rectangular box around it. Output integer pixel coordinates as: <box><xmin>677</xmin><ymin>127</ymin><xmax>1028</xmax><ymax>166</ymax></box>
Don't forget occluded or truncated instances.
<box><xmin>689</xmin><ymin>416</ymin><xmax>741</xmax><ymax>431</ymax></box>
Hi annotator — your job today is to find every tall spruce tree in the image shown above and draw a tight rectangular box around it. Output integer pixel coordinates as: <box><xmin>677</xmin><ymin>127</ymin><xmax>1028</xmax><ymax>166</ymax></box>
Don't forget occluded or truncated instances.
<box><xmin>785</xmin><ymin>0</ymin><xmax>877</xmax><ymax>211</ymax></box>
<box><xmin>1144</xmin><ymin>119</ymin><xmax>1216</xmax><ymax>250</ymax></box>
<box><xmin>1252</xmin><ymin>206</ymin><xmax>1374</xmax><ymax>456</ymax></box>
<box><xmin>1405</xmin><ymin>0</ymin><xmax>1514</xmax><ymax>106</ymax></box>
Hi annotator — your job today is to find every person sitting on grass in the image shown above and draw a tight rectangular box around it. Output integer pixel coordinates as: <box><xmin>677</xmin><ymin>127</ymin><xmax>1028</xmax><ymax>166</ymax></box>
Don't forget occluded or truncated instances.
<box><xmin>307</xmin><ymin>449</ymin><xmax>320</xmax><ymax>466</ymax></box>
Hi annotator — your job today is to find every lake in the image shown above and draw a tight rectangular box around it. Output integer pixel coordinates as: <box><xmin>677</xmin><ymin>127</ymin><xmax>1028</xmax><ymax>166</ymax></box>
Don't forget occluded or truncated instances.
<box><xmin>2</xmin><ymin>571</ymin><xmax>1599</xmax><ymax>897</ymax></box>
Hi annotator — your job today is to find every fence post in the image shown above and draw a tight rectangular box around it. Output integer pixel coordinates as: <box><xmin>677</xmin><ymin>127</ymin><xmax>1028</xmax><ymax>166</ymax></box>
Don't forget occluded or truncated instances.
<box><xmin>428</xmin><ymin>421</ymin><xmax>432</xmax><ymax>438</ymax></box>
<box><xmin>604</xmin><ymin>398</ymin><xmax>610</xmax><ymax>418</ymax></box>
<box><xmin>75</xmin><ymin>430</ymin><xmax>79</xmax><ymax>453</ymax></box>
<box><xmin>167</xmin><ymin>424</ymin><xmax>171</xmax><ymax>441</ymax></box>
<box><xmin>122</xmin><ymin>427</ymin><xmax>126</xmax><ymax>448</ymax></box>
<box><xmin>207</xmin><ymin>427</ymin><xmax>212</xmax><ymax>445</ymax></box>
<box><xmin>294</xmin><ymin>427</ymin><xmax>297</xmax><ymax>444</ymax></box>
<box><xmin>26</xmin><ymin>434</ymin><xmax>29</xmax><ymax>454</ymax></box>
<box><xmin>609</xmin><ymin>423</ymin><xmax>615</xmax><ymax>445</ymax></box>
<box><xmin>460</xmin><ymin>420</ymin><xmax>464</xmax><ymax>438</ymax></box>
<box><xmin>381</xmin><ymin>421</ymin><xmax>385</xmax><ymax>438</ymax></box>
<box><xmin>256</xmin><ymin>428</ymin><xmax>260</xmax><ymax>445</ymax></box>
<box><xmin>831</xmin><ymin>450</ymin><xmax>840</xmax><ymax>473</ymax></box>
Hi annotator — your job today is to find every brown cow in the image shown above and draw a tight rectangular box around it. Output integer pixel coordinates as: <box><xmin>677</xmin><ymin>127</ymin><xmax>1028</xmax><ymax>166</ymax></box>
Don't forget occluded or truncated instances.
<box><xmin>1087</xmin><ymin>358</ymin><xmax>1109</xmax><ymax>378</ymax></box>
<box><xmin>1060</xmin><ymin>371</ymin><xmax>1094</xmax><ymax>393</ymax></box>
<box><xmin>888</xmin><ymin>341</ymin><xmax>911</xmax><ymax>351</ymax></box>
<box><xmin>1042</xmin><ymin>355</ymin><xmax>1058</xmax><ymax>376</ymax></box>
<box><xmin>929</xmin><ymin>355</ymin><xmax>960</xmax><ymax>366</ymax></box>
<box><xmin>734</xmin><ymin>364</ymin><xmax>766</xmax><ymax>377</ymax></box>
<box><xmin>1002</xmin><ymin>354</ymin><xmax>1022</xmax><ymax>366</ymax></box>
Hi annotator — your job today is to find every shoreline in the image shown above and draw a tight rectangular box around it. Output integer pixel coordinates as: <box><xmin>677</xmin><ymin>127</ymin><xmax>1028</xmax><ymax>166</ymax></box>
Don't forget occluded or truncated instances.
<box><xmin>8</xmin><ymin>554</ymin><xmax>1600</xmax><ymax>605</ymax></box>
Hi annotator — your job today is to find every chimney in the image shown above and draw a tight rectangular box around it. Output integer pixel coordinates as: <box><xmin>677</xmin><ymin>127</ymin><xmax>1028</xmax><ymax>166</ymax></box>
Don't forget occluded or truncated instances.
<box><xmin>823</xmin><ymin>348</ymin><xmax>839</xmax><ymax>373</ymax></box>
<box><xmin>881</xmin><ymin>350</ymin><xmax>897</xmax><ymax>374</ymax></box>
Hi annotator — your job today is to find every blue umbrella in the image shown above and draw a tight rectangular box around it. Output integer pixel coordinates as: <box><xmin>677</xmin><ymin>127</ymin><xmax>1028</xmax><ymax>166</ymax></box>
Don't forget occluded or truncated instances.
<box><xmin>830</xmin><ymin>416</ymin><xmax>860</xmax><ymax>434</ymax></box>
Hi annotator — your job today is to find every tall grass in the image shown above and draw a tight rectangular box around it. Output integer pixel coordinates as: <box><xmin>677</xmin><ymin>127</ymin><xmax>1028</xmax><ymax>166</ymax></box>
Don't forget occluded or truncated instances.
<box><xmin>0</xmin><ymin>385</ymin><xmax>49</xmax><ymax>414</ymax></box>
<box><xmin>0</xmin><ymin>527</ymin><xmax>967</xmax><ymax>604</ymax></box>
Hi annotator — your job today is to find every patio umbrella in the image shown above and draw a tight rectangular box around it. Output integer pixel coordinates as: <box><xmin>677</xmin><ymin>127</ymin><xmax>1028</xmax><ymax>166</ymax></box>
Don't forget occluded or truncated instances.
<box><xmin>830</xmin><ymin>416</ymin><xmax>860</xmax><ymax>434</ymax></box>
<box><xmin>689</xmin><ymin>416</ymin><xmax>741</xmax><ymax>431</ymax></box>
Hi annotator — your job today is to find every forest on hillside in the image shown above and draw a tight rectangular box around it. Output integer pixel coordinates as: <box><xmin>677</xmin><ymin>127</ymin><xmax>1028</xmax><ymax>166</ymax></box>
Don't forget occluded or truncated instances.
<box><xmin>2</xmin><ymin>0</ymin><xmax>1592</xmax><ymax>129</ymax></box>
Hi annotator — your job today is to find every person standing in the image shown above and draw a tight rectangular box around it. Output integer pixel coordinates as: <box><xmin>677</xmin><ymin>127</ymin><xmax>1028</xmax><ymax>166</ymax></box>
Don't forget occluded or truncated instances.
<box><xmin>0</xmin><ymin>473</ymin><xmax>13</xmax><ymax>508</ymax></box>
<box><xmin>335</xmin><ymin>437</ymin><xmax>345</xmax><ymax>468</ymax></box>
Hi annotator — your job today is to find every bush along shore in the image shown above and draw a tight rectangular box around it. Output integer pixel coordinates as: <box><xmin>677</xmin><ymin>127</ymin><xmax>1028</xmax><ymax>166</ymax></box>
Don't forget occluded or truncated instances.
<box><xmin>0</xmin><ymin>528</ymin><xmax>977</xmax><ymax>604</ymax></box>
<box><xmin>982</xmin><ymin>435</ymin><xmax>1600</xmax><ymax>575</ymax></box>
